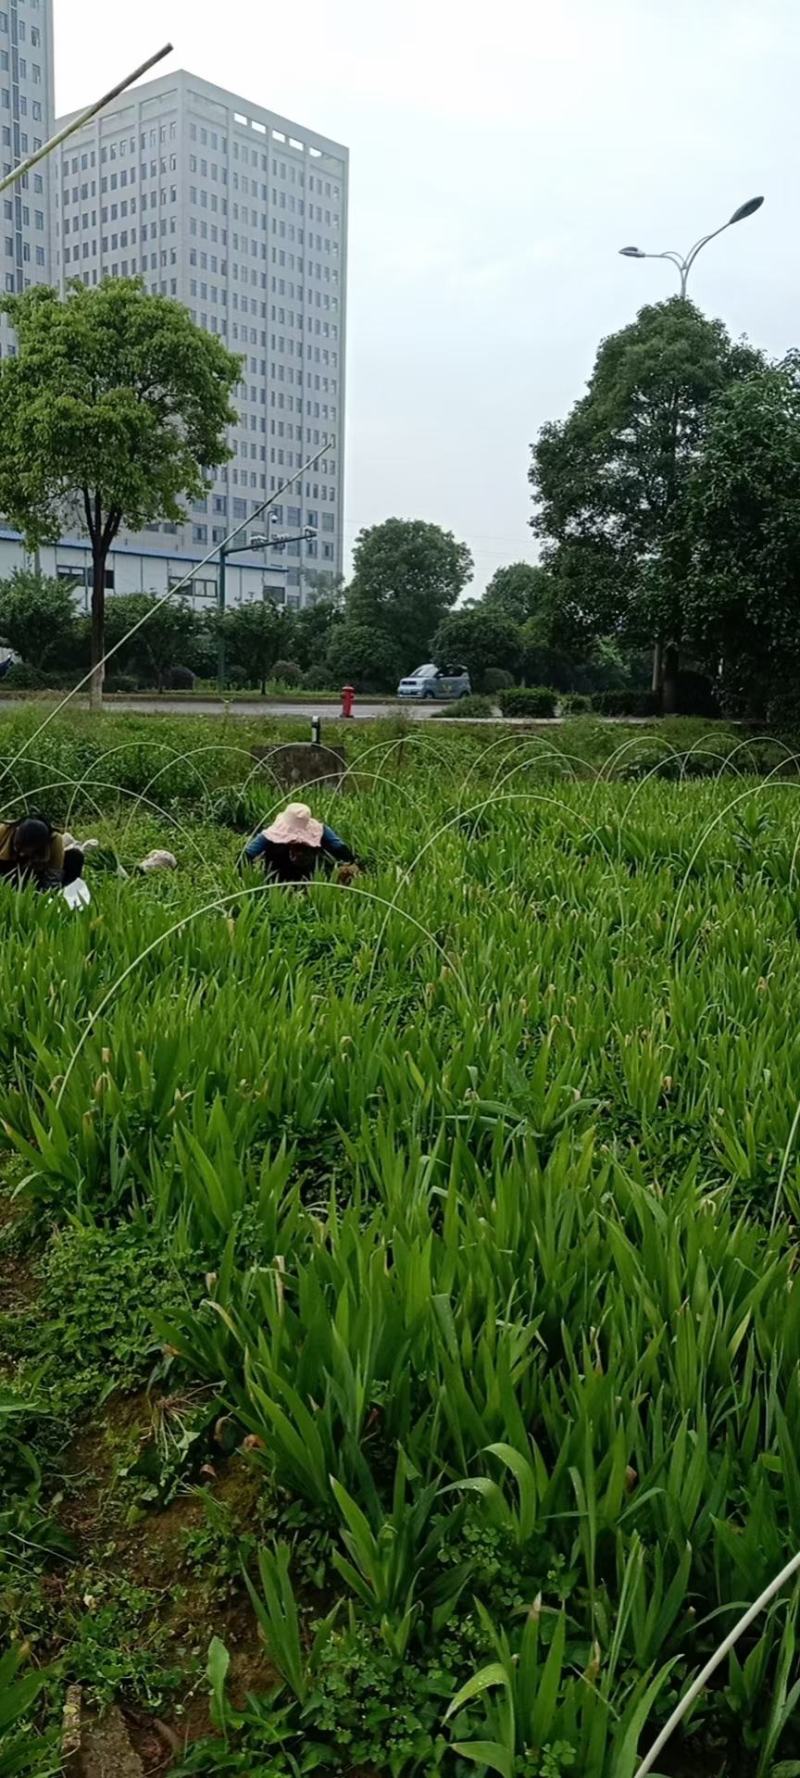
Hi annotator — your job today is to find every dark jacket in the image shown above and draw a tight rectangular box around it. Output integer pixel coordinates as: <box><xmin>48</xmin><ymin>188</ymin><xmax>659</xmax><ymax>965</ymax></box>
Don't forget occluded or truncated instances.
<box><xmin>244</xmin><ymin>824</ymin><xmax>353</xmax><ymax>885</ymax></box>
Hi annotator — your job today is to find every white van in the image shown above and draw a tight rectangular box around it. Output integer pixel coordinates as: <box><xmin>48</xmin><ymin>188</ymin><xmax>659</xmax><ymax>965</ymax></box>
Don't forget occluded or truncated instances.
<box><xmin>397</xmin><ymin>663</ymin><xmax>472</xmax><ymax>701</ymax></box>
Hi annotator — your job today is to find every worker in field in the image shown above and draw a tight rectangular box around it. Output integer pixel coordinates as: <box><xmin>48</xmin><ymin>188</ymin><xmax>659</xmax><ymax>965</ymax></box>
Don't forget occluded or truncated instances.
<box><xmin>242</xmin><ymin>801</ymin><xmax>357</xmax><ymax>886</ymax></box>
<box><xmin>0</xmin><ymin>815</ymin><xmax>86</xmax><ymax>896</ymax></box>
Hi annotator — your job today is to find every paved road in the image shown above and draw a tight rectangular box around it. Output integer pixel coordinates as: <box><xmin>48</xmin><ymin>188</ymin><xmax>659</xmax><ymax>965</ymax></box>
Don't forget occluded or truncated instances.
<box><xmin>0</xmin><ymin>695</ymin><xmax>448</xmax><ymax>720</ymax></box>
<box><xmin>120</xmin><ymin>697</ymin><xmax>450</xmax><ymax>719</ymax></box>
<box><xmin>0</xmin><ymin>695</ymin><xmax>657</xmax><ymax>726</ymax></box>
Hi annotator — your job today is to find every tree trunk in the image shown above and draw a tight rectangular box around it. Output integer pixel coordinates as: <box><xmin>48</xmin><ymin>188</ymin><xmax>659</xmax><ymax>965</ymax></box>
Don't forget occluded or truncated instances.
<box><xmin>662</xmin><ymin>643</ymin><xmax>680</xmax><ymax>716</ymax></box>
<box><xmin>651</xmin><ymin>639</ymin><xmax>663</xmax><ymax>699</ymax></box>
<box><xmin>89</xmin><ymin>547</ymin><xmax>106</xmax><ymax>712</ymax></box>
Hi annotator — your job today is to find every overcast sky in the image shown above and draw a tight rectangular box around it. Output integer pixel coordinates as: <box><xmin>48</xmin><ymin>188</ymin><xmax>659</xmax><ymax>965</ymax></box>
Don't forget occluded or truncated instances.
<box><xmin>55</xmin><ymin>0</ymin><xmax>799</xmax><ymax>592</ymax></box>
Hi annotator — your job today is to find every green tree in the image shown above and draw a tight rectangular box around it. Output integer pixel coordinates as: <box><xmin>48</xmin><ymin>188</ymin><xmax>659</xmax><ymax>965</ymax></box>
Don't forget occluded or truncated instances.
<box><xmin>0</xmin><ymin>279</ymin><xmax>240</xmax><ymax>708</ymax></box>
<box><xmin>530</xmin><ymin>298</ymin><xmax>764</xmax><ymax>708</ymax></box>
<box><xmin>539</xmin><ymin>537</ymin><xmax>634</xmax><ymax>656</ymax></box>
<box><xmin>0</xmin><ymin>568</ymin><xmax>78</xmax><ymax>669</ymax></box>
<box><xmin>347</xmin><ymin>518</ymin><xmax>473</xmax><ymax>670</ymax></box>
<box><xmin>103</xmin><ymin>593</ymin><xmax>199</xmax><ymax>690</ymax></box>
<box><xmin>223</xmin><ymin>599</ymin><xmax>289</xmax><ymax>693</ymax></box>
<box><xmin>517</xmin><ymin>624</ymin><xmax>573</xmax><ymax>691</ymax></box>
<box><xmin>432</xmin><ymin>606</ymin><xmax>522</xmax><ymax>688</ymax></box>
<box><xmin>325</xmin><ymin>621</ymin><xmax>402</xmax><ymax>693</ymax></box>
<box><xmin>483</xmin><ymin>561</ymin><xmax>552</xmax><ymax>627</ymax></box>
<box><xmin>182</xmin><ymin>609</ymin><xmax>219</xmax><ymax>682</ymax></box>
<box><xmin>291</xmin><ymin>596</ymin><xmax>344</xmax><ymax>671</ymax></box>
<box><xmin>684</xmin><ymin>359</ymin><xmax>800</xmax><ymax>719</ymax></box>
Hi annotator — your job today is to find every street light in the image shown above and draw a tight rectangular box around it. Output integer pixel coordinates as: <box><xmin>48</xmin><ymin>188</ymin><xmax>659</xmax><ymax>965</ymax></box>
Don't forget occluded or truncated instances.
<box><xmin>620</xmin><ymin>196</ymin><xmax>764</xmax><ymax>705</ymax></box>
<box><xmin>217</xmin><ymin>532</ymin><xmax>269</xmax><ymax>695</ymax></box>
<box><xmin>619</xmin><ymin>195</ymin><xmax>764</xmax><ymax>296</ymax></box>
<box><xmin>270</xmin><ymin>526</ymin><xmax>318</xmax><ymax>552</ymax></box>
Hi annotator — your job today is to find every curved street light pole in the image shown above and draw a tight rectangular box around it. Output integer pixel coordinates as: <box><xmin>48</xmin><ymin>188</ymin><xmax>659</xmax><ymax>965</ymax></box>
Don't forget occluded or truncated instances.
<box><xmin>617</xmin><ymin>197</ymin><xmax>764</xmax><ymax>705</ymax></box>
<box><xmin>619</xmin><ymin>195</ymin><xmax>764</xmax><ymax>296</ymax></box>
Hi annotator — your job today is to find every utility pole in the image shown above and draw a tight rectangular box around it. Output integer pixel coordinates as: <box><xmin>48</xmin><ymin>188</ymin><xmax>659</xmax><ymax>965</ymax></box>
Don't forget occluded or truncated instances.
<box><xmin>0</xmin><ymin>44</ymin><xmax>173</xmax><ymax>200</ymax></box>
<box><xmin>619</xmin><ymin>197</ymin><xmax>764</xmax><ymax>705</ymax></box>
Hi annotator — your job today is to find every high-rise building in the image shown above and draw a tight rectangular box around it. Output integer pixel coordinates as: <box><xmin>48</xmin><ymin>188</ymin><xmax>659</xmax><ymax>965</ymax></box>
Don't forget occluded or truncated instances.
<box><xmin>52</xmin><ymin>70</ymin><xmax>347</xmax><ymax>608</ymax></box>
<box><xmin>0</xmin><ymin>0</ymin><xmax>55</xmax><ymax>358</ymax></box>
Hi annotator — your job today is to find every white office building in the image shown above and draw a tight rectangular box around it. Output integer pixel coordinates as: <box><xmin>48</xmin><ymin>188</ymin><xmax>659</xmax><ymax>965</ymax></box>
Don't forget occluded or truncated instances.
<box><xmin>0</xmin><ymin>0</ymin><xmax>54</xmax><ymax>356</ymax></box>
<box><xmin>0</xmin><ymin>67</ymin><xmax>347</xmax><ymax>610</ymax></box>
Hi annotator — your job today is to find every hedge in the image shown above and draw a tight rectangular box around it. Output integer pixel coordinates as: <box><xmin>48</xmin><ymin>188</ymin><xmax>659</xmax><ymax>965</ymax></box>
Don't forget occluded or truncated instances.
<box><xmin>481</xmin><ymin>667</ymin><xmax>515</xmax><ymax>695</ymax></box>
<box><xmin>590</xmin><ymin>689</ymin><xmax>659</xmax><ymax>717</ymax></box>
<box><xmin>434</xmin><ymin>694</ymin><xmax>496</xmax><ymax>720</ymax></box>
<box><xmin>499</xmin><ymin>686</ymin><xmax>558</xmax><ymax>718</ymax></box>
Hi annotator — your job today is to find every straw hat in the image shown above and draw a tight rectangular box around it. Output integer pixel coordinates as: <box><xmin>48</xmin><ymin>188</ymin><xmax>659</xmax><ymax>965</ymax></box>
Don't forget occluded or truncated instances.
<box><xmin>264</xmin><ymin>803</ymin><xmax>324</xmax><ymax>848</ymax></box>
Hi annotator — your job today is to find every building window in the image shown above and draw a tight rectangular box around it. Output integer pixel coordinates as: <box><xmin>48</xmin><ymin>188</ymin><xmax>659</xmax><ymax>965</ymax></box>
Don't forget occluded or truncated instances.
<box><xmin>170</xmin><ymin>572</ymin><xmax>216</xmax><ymax>600</ymax></box>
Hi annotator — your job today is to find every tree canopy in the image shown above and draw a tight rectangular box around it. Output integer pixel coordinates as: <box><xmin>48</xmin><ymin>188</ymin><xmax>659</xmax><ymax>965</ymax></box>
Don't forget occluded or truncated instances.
<box><xmin>432</xmin><ymin>607</ymin><xmax>522</xmax><ymax>688</ymax></box>
<box><xmin>103</xmin><ymin>593</ymin><xmax>198</xmax><ymax>692</ymax></box>
<box><xmin>347</xmin><ymin>518</ymin><xmax>473</xmax><ymax>671</ymax></box>
<box><xmin>291</xmin><ymin>596</ymin><xmax>344</xmax><ymax>671</ymax></box>
<box><xmin>530</xmin><ymin>298</ymin><xmax>765</xmax><ymax>701</ymax></box>
<box><xmin>326</xmin><ymin>620</ymin><xmax>402</xmax><ymax>693</ymax></box>
<box><xmin>0</xmin><ymin>278</ymin><xmax>240</xmax><ymax>705</ymax></box>
<box><xmin>483</xmin><ymin>562</ymin><xmax>551</xmax><ymax>628</ymax></box>
<box><xmin>683</xmin><ymin>358</ymin><xmax>800</xmax><ymax>719</ymax></box>
<box><xmin>0</xmin><ymin>569</ymin><xmax>78</xmax><ymax>670</ymax></box>
<box><xmin>223</xmin><ymin>599</ymin><xmax>290</xmax><ymax>695</ymax></box>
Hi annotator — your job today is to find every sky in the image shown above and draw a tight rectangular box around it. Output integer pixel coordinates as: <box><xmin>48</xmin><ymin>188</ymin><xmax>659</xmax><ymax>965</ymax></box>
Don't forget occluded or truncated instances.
<box><xmin>55</xmin><ymin>0</ymin><xmax>800</xmax><ymax>594</ymax></box>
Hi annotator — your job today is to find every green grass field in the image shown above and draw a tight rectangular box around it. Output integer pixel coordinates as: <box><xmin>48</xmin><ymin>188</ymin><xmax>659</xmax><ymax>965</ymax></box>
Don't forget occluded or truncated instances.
<box><xmin>3</xmin><ymin>710</ymin><xmax>800</xmax><ymax>1777</ymax></box>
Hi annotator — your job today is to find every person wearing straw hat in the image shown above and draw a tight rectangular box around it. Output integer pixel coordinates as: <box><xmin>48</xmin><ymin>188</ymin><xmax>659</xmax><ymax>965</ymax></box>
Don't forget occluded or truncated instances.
<box><xmin>243</xmin><ymin>802</ymin><xmax>355</xmax><ymax>886</ymax></box>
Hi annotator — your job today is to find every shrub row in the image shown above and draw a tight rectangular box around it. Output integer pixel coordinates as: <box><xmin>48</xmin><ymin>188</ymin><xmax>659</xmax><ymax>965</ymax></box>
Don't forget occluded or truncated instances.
<box><xmin>499</xmin><ymin>686</ymin><xmax>559</xmax><ymax>717</ymax></box>
<box><xmin>434</xmin><ymin>694</ymin><xmax>496</xmax><ymax>720</ymax></box>
<box><xmin>589</xmin><ymin>688</ymin><xmax>660</xmax><ymax>717</ymax></box>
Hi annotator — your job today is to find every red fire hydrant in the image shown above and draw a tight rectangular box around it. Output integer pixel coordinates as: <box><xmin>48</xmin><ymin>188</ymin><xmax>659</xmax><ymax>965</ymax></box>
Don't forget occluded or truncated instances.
<box><xmin>341</xmin><ymin>684</ymin><xmax>355</xmax><ymax>719</ymax></box>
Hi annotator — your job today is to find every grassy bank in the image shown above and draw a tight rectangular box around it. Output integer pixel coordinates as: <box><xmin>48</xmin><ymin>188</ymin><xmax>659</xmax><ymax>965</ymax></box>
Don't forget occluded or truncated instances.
<box><xmin>2</xmin><ymin>717</ymin><xmax>800</xmax><ymax>1774</ymax></box>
